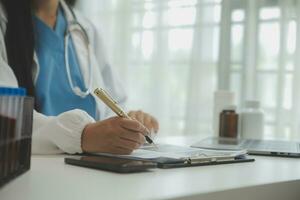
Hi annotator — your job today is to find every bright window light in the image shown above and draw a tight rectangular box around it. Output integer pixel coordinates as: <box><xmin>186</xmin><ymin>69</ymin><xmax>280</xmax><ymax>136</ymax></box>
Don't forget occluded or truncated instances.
<box><xmin>164</xmin><ymin>7</ymin><xmax>196</xmax><ymax>26</ymax></box>
<box><xmin>167</xmin><ymin>0</ymin><xmax>197</xmax><ymax>8</ymax></box>
<box><xmin>231</xmin><ymin>9</ymin><xmax>245</xmax><ymax>22</ymax></box>
<box><xmin>142</xmin><ymin>11</ymin><xmax>157</xmax><ymax>28</ymax></box>
<box><xmin>287</xmin><ymin>21</ymin><xmax>296</xmax><ymax>55</ymax></box>
<box><xmin>258</xmin><ymin>22</ymin><xmax>280</xmax><ymax>70</ymax></box>
<box><xmin>141</xmin><ymin>31</ymin><xmax>154</xmax><ymax>60</ymax></box>
<box><xmin>259</xmin><ymin>7</ymin><xmax>281</xmax><ymax>20</ymax></box>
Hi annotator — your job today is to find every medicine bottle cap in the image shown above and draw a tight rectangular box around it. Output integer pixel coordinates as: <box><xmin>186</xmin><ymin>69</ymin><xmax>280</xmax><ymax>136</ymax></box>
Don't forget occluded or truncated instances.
<box><xmin>245</xmin><ymin>100</ymin><xmax>260</xmax><ymax>109</ymax></box>
<box><xmin>223</xmin><ymin>105</ymin><xmax>237</xmax><ymax>111</ymax></box>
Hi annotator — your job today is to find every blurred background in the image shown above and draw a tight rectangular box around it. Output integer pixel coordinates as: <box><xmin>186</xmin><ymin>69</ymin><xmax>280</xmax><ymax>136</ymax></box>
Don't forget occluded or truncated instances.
<box><xmin>74</xmin><ymin>0</ymin><xmax>300</xmax><ymax>140</ymax></box>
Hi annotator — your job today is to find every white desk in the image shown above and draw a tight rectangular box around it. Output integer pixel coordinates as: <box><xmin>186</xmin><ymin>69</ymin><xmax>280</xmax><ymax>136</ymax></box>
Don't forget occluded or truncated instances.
<box><xmin>1</xmin><ymin>136</ymin><xmax>300</xmax><ymax>200</ymax></box>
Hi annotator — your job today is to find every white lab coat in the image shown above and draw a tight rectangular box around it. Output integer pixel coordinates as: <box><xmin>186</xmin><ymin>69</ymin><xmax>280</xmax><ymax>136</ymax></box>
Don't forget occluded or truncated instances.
<box><xmin>0</xmin><ymin>1</ymin><xmax>127</xmax><ymax>154</ymax></box>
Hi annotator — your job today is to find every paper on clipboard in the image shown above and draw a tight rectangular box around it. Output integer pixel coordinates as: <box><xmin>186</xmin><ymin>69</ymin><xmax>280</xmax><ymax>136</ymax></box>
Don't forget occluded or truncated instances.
<box><xmin>95</xmin><ymin>144</ymin><xmax>247</xmax><ymax>161</ymax></box>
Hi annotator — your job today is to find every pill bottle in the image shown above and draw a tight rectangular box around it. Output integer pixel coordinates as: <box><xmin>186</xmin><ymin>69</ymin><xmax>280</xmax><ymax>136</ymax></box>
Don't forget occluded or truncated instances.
<box><xmin>219</xmin><ymin>105</ymin><xmax>239</xmax><ymax>138</ymax></box>
<box><xmin>240</xmin><ymin>100</ymin><xmax>264</xmax><ymax>139</ymax></box>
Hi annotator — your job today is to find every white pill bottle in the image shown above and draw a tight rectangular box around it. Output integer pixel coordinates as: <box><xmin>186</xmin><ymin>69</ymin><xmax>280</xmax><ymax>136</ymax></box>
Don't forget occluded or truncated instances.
<box><xmin>240</xmin><ymin>100</ymin><xmax>264</xmax><ymax>139</ymax></box>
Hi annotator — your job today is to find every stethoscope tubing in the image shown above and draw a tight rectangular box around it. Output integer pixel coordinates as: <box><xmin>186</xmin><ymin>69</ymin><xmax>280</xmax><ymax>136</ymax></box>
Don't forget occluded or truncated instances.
<box><xmin>64</xmin><ymin>5</ymin><xmax>93</xmax><ymax>98</ymax></box>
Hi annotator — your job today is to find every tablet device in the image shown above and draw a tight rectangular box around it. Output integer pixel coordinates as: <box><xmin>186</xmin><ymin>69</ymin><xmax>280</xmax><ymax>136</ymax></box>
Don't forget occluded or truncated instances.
<box><xmin>65</xmin><ymin>156</ymin><xmax>157</xmax><ymax>173</ymax></box>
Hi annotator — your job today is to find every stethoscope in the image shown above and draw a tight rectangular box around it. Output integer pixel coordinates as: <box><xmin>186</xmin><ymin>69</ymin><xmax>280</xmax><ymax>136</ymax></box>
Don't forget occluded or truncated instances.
<box><xmin>64</xmin><ymin>5</ymin><xmax>93</xmax><ymax>98</ymax></box>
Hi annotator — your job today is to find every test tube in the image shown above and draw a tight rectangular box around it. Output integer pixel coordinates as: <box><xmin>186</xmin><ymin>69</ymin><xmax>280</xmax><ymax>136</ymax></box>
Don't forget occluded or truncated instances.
<box><xmin>10</xmin><ymin>88</ymin><xmax>25</xmax><ymax>174</ymax></box>
<box><xmin>0</xmin><ymin>89</ymin><xmax>5</xmax><ymax>180</ymax></box>
<box><xmin>0</xmin><ymin>88</ymin><xmax>11</xmax><ymax>179</ymax></box>
<box><xmin>2</xmin><ymin>88</ymin><xmax>9</xmax><ymax>179</ymax></box>
<box><xmin>15</xmin><ymin>89</ymin><xmax>26</xmax><ymax>171</ymax></box>
<box><xmin>8</xmin><ymin>89</ymin><xmax>17</xmax><ymax>175</ymax></box>
<box><xmin>19</xmin><ymin>96</ymin><xmax>34</xmax><ymax>169</ymax></box>
<box><xmin>4</xmin><ymin>88</ymin><xmax>17</xmax><ymax>178</ymax></box>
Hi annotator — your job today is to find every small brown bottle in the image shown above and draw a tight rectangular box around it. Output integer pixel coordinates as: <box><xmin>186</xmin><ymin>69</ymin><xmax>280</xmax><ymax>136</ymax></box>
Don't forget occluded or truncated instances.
<box><xmin>219</xmin><ymin>105</ymin><xmax>239</xmax><ymax>138</ymax></box>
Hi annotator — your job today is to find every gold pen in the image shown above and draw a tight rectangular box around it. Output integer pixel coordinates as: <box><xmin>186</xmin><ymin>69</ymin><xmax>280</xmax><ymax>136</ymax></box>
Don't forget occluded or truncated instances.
<box><xmin>94</xmin><ymin>88</ymin><xmax>156</xmax><ymax>146</ymax></box>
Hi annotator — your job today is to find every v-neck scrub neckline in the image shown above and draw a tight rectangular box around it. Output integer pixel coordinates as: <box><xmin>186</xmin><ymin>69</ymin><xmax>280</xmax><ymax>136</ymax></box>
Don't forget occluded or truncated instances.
<box><xmin>33</xmin><ymin>5</ymin><xmax>97</xmax><ymax>119</ymax></box>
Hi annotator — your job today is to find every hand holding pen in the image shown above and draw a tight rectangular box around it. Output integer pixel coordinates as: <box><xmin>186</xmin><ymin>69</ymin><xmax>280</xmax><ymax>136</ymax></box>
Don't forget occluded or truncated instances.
<box><xmin>81</xmin><ymin>117</ymin><xmax>150</xmax><ymax>154</ymax></box>
<box><xmin>81</xmin><ymin>88</ymin><xmax>159</xmax><ymax>155</ymax></box>
<box><xmin>94</xmin><ymin>88</ymin><xmax>159</xmax><ymax>146</ymax></box>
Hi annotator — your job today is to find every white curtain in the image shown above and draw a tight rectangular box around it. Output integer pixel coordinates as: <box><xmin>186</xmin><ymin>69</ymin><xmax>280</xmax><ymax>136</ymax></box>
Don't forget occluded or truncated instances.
<box><xmin>76</xmin><ymin>0</ymin><xmax>220</xmax><ymax>137</ymax></box>
<box><xmin>75</xmin><ymin>0</ymin><xmax>300</xmax><ymax>140</ymax></box>
<box><xmin>219</xmin><ymin>0</ymin><xmax>300</xmax><ymax>140</ymax></box>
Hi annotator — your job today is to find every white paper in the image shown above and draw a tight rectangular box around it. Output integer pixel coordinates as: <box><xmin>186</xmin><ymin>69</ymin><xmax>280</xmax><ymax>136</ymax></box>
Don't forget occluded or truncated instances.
<box><xmin>95</xmin><ymin>144</ymin><xmax>247</xmax><ymax>160</ymax></box>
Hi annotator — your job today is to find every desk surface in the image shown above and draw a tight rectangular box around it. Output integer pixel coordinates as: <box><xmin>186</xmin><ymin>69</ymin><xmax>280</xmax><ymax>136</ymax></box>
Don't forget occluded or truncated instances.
<box><xmin>1</xmin><ymin>136</ymin><xmax>300</xmax><ymax>200</ymax></box>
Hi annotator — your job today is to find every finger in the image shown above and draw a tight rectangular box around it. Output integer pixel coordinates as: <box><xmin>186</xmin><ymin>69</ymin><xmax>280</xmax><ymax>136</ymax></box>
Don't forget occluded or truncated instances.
<box><xmin>128</xmin><ymin>111</ymin><xmax>137</xmax><ymax>119</ymax></box>
<box><xmin>143</xmin><ymin>114</ymin><xmax>153</xmax><ymax>133</ymax></box>
<box><xmin>119</xmin><ymin>118</ymin><xmax>148</xmax><ymax>134</ymax></box>
<box><xmin>134</xmin><ymin>110</ymin><xmax>145</xmax><ymax>124</ymax></box>
<box><xmin>151</xmin><ymin>117</ymin><xmax>159</xmax><ymax>133</ymax></box>
<box><xmin>142</xmin><ymin>114</ymin><xmax>159</xmax><ymax>134</ymax></box>
<box><xmin>118</xmin><ymin>130</ymin><xmax>146</xmax><ymax>145</ymax></box>
<box><xmin>116</xmin><ymin>137</ymin><xmax>141</xmax><ymax>150</ymax></box>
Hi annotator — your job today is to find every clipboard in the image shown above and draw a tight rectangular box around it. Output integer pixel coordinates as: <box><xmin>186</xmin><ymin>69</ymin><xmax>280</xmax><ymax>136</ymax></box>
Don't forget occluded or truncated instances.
<box><xmin>88</xmin><ymin>144</ymin><xmax>255</xmax><ymax>169</ymax></box>
<box><xmin>153</xmin><ymin>155</ymin><xmax>254</xmax><ymax>169</ymax></box>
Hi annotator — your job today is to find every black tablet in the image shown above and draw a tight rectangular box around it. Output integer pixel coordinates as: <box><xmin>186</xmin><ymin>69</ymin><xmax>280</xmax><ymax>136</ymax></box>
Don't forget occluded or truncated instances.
<box><xmin>65</xmin><ymin>156</ymin><xmax>157</xmax><ymax>173</ymax></box>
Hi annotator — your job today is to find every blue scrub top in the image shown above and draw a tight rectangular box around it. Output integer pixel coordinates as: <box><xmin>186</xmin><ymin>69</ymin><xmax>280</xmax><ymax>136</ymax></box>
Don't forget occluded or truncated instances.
<box><xmin>33</xmin><ymin>6</ymin><xmax>97</xmax><ymax>119</ymax></box>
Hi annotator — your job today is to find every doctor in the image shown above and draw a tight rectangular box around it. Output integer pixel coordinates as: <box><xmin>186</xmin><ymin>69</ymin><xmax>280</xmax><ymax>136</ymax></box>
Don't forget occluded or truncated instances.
<box><xmin>0</xmin><ymin>0</ymin><xmax>159</xmax><ymax>154</ymax></box>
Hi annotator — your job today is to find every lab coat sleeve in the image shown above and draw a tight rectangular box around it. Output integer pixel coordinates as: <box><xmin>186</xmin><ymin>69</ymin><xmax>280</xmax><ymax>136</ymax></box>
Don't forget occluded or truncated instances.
<box><xmin>0</xmin><ymin>45</ymin><xmax>95</xmax><ymax>155</ymax></box>
<box><xmin>32</xmin><ymin>109</ymin><xmax>95</xmax><ymax>154</ymax></box>
<box><xmin>91</xmin><ymin>24</ymin><xmax>128</xmax><ymax>118</ymax></box>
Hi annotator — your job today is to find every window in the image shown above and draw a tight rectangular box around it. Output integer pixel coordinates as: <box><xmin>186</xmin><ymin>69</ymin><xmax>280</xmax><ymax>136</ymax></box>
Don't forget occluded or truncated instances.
<box><xmin>77</xmin><ymin>0</ymin><xmax>300</xmax><ymax>140</ymax></box>
<box><xmin>219</xmin><ymin>0</ymin><xmax>300</xmax><ymax>140</ymax></box>
<box><xmin>77</xmin><ymin>0</ymin><xmax>221</xmax><ymax>136</ymax></box>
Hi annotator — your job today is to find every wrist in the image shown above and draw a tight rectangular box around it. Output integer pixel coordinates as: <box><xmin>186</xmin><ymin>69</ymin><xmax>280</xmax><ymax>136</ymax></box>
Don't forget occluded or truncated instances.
<box><xmin>81</xmin><ymin>123</ymin><xmax>93</xmax><ymax>152</ymax></box>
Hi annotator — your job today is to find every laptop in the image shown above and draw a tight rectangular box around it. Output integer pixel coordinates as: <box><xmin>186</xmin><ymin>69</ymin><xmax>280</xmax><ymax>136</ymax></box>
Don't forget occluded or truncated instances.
<box><xmin>192</xmin><ymin>137</ymin><xmax>300</xmax><ymax>158</ymax></box>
